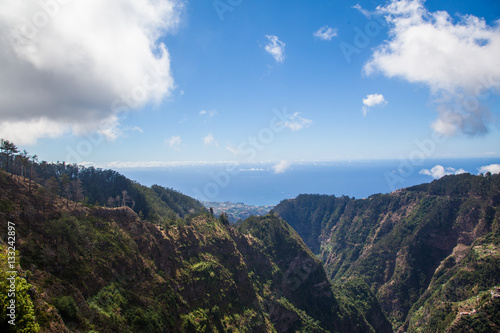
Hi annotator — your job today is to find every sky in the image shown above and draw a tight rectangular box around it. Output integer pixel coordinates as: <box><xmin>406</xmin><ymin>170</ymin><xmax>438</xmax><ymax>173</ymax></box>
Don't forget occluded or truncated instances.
<box><xmin>1</xmin><ymin>0</ymin><xmax>500</xmax><ymax>170</ymax></box>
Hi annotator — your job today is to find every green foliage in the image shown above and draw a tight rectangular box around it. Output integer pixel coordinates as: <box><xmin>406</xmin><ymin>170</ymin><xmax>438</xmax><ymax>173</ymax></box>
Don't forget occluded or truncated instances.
<box><xmin>127</xmin><ymin>306</ymin><xmax>167</xmax><ymax>333</ymax></box>
<box><xmin>88</xmin><ymin>283</ymin><xmax>127</xmax><ymax>319</ymax></box>
<box><xmin>0</xmin><ymin>246</ymin><xmax>40</xmax><ymax>333</ymax></box>
<box><xmin>151</xmin><ymin>184</ymin><xmax>206</xmax><ymax>217</ymax></box>
<box><xmin>181</xmin><ymin>308</ymin><xmax>211</xmax><ymax>332</ymax></box>
<box><xmin>55</xmin><ymin>296</ymin><xmax>78</xmax><ymax>321</ymax></box>
<box><xmin>0</xmin><ymin>198</ymin><xmax>14</xmax><ymax>212</ymax></box>
<box><xmin>274</xmin><ymin>173</ymin><xmax>500</xmax><ymax>331</ymax></box>
<box><xmin>9</xmin><ymin>142</ymin><xmax>500</xmax><ymax>333</ymax></box>
<box><xmin>273</xmin><ymin>194</ymin><xmax>352</xmax><ymax>253</ymax></box>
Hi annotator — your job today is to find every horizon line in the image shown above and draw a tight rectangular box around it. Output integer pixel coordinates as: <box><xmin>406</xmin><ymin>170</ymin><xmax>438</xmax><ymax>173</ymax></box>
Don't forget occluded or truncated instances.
<box><xmin>78</xmin><ymin>156</ymin><xmax>500</xmax><ymax>170</ymax></box>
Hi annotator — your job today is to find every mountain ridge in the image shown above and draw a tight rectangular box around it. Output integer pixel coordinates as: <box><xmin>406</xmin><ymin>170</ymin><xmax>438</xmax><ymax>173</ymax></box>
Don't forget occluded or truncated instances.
<box><xmin>273</xmin><ymin>173</ymin><xmax>500</xmax><ymax>332</ymax></box>
<box><xmin>0</xmin><ymin>168</ymin><xmax>391</xmax><ymax>332</ymax></box>
<box><xmin>1</xmin><ymin>141</ymin><xmax>498</xmax><ymax>332</ymax></box>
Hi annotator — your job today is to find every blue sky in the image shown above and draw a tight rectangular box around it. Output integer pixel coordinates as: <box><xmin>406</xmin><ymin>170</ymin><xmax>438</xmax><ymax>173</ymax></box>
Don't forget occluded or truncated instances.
<box><xmin>1</xmin><ymin>0</ymin><xmax>500</xmax><ymax>168</ymax></box>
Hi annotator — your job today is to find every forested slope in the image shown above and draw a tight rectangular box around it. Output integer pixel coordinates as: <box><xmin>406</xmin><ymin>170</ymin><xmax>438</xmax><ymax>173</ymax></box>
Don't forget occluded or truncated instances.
<box><xmin>273</xmin><ymin>174</ymin><xmax>500</xmax><ymax>332</ymax></box>
<box><xmin>0</xmin><ymin>169</ymin><xmax>391</xmax><ymax>332</ymax></box>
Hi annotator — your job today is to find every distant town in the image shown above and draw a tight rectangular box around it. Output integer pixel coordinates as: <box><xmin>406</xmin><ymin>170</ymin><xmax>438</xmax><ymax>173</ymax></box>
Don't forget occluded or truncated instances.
<box><xmin>202</xmin><ymin>201</ymin><xmax>275</xmax><ymax>223</ymax></box>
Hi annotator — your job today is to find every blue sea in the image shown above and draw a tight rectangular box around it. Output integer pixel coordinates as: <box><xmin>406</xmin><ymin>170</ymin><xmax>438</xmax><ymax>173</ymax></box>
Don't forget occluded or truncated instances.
<box><xmin>116</xmin><ymin>158</ymin><xmax>500</xmax><ymax>206</ymax></box>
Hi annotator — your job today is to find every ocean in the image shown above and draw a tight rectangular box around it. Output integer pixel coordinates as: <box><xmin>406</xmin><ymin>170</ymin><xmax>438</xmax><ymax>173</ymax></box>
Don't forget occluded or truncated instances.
<box><xmin>116</xmin><ymin>158</ymin><xmax>500</xmax><ymax>206</ymax></box>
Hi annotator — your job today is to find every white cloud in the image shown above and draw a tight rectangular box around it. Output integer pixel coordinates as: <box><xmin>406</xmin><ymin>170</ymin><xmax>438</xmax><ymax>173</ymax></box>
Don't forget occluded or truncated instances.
<box><xmin>81</xmin><ymin>160</ymin><xmax>239</xmax><ymax>169</ymax></box>
<box><xmin>165</xmin><ymin>136</ymin><xmax>182</xmax><ymax>150</ymax></box>
<box><xmin>419</xmin><ymin>165</ymin><xmax>467</xmax><ymax>179</ymax></box>
<box><xmin>264</xmin><ymin>35</ymin><xmax>286</xmax><ymax>63</ymax></box>
<box><xmin>313</xmin><ymin>26</ymin><xmax>338</xmax><ymax>41</ymax></box>
<box><xmin>272</xmin><ymin>160</ymin><xmax>291</xmax><ymax>174</ymax></box>
<box><xmin>0</xmin><ymin>0</ymin><xmax>182</xmax><ymax>144</ymax></box>
<box><xmin>281</xmin><ymin>112</ymin><xmax>313</xmax><ymax>131</ymax></box>
<box><xmin>240</xmin><ymin>168</ymin><xmax>264</xmax><ymax>172</ymax></box>
<box><xmin>365</xmin><ymin>0</ymin><xmax>500</xmax><ymax>136</ymax></box>
<box><xmin>199</xmin><ymin>110</ymin><xmax>218</xmax><ymax>119</ymax></box>
<box><xmin>362</xmin><ymin>94</ymin><xmax>387</xmax><ymax>116</ymax></box>
<box><xmin>203</xmin><ymin>133</ymin><xmax>218</xmax><ymax>146</ymax></box>
<box><xmin>478</xmin><ymin>164</ymin><xmax>500</xmax><ymax>174</ymax></box>
<box><xmin>225</xmin><ymin>145</ymin><xmax>240</xmax><ymax>156</ymax></box>
<box><xmin>363</xmin><ymin>94</ymin><xmax>387</xmax><ymax>107</ymax></box>
<box><xmin>353</xmin><ymin>4</ymin><xmax>372</xmax><ymax>18</ymax></box>
<box><xmin>0</xmin><ymin>118</ymin><xmax>69</xmax><ymax>145</ymax></box>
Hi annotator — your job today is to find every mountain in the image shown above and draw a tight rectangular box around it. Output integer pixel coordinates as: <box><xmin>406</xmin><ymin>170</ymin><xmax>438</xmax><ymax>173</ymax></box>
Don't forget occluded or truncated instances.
<box><xmin>0</xmin><ymin>168</ymin><xmax>391</xmax><ymax>332</ymax></box>
<box><xmin>273</xmin><ymin>173</ymin><xmax>500</xmax><ymax>332</ymax></box>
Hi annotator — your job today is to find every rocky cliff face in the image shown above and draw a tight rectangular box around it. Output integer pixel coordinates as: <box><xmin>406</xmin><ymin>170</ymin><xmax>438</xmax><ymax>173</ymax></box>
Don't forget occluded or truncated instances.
<box><xmin>273</xmin><ymin>174</ymin><xmax>500</xmax><ymax>331</ymax></box>
<box><xmin>237</xmin><ymin>215</ymin><xmax>392</xmax><ymax>333</ymax></box>
<box><xmin>0</xmin><ymin>170</ymin><xmax>391</xmax><ymax>332</ymax></box>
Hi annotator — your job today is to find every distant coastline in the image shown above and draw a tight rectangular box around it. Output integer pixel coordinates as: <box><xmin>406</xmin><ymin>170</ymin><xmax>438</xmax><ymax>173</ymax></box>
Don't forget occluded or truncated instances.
<box><xmin>117</xmin><ymin>157</ymin><xmax>500</xmax><ymax>206</ymax></box>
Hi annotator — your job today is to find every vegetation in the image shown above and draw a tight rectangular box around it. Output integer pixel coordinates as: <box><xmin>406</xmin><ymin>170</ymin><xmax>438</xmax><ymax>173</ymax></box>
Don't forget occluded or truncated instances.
<box><xmin>0</xmin><ymin>246</ymin><xmax>40</xmax><ymax>333</ymax></box>
<box><xmin>2</xmin><ymin>140</ymin><xmax>498</xmax><ymax>332</ymax></box>
<box><xmin>273</xmin><ymin>173</ymin><xmax>500</xmax><ymax>331</ymax></box>
<box><xmin>0</xmin><ymin>139</ymin><xmax>206</xmax><ymax>226</ymax></box>
<box><xmin>0</xmin><ymin>155</ymin><xmax>390</xmax><ymax>332</ymax></box>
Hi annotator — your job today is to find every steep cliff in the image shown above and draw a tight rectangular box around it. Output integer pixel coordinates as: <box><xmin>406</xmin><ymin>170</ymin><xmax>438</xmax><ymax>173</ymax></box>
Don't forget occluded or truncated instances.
<box><xmin>273</xmin><ymin>174</ymin><xmax>500</xmax><ymax>331</ymax></box>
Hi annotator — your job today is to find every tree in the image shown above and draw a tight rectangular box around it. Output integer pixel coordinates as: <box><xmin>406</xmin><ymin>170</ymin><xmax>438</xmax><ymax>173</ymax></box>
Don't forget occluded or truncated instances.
<box><xmin>0</xmin><ymin>138</ymin><xmax>5</xmax><ymax>170</ymax></box>
<box><xmin>219</xmin><ymin>212</ymin><xmax>230</xmax><ymax>226</ymax></box>
<box><xmin>122</xmin><ymin>190</ymin><xmax>129</xmax><ymax>207</ymax></box>
<box><xmin>61</xmin><ymin>174</ymin><xmax>71</xmax><ymax>208</ymax></box>
<box><xmin>29</xmin><ymin>154</ymin><xmax>38</xmax><ymax>193</ymax></box>
<box><xmin>44</xmin><ymin>176</ymin><xmax>59</xmax><ymax>198</ymax></box>
<box><xmin>71</xmin><ymin>179</ymin><xmax>84</xmax><ymax>206</ymax></box>
<box><xmin>0</xmin><ymin>140</ymin><xmax>19</xmax><ymax>175</ymax></box>
<box><xmin>107</xmin><ymin>196</ymin><xmax>116</xmax><ymax>208</ymax></box>
<box><xmin>20</xmin><ymin>150</ymin><xmax>30</xmax><ymax>180</ymax></box>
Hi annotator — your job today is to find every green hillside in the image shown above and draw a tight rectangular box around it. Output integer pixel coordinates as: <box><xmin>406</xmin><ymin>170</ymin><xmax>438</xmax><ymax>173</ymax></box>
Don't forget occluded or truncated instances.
<box><xmin>273</xmin><ymin>173</ymin><xmax>500</xmax><ymax>331</ymax></box>
<box><xmin>2</xmin><ymin>141</ymin><xmax>497</xmax><ymax>332</ymax></box>
<box><xmin>0</xmin><ymin>167</ymin><xmax>390</xmax><ymax>332</ymax></box>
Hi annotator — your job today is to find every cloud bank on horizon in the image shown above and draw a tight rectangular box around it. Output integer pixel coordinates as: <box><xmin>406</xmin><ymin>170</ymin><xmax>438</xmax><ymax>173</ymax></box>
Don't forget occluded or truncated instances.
<box><xmin>365</xmin><ymin>0</ymin><xmax>500</xmax><ymax>137</ymax></box>
<box><xmin>478</xmin><ymin>164</ymin><xmax>500</xmax><ymax>174</ymax></box>
<box><xmin>272</xmin><ymin>160</ymin><xmax>291</xmax><ymax>174</ymax></box>
<box><xmin>0</xmin><ymin>0</ymin><xmax>182</xmax><ymax>144</ymax></box>
<box><xmin>420</xmin><ymin>165</ymin><xmax>466</xmax><ymax>179</ymax></box>
<box><xmin>420</xmin><ymin>164</ymin><xmax>500</xmax><ymax>179</ymax></box>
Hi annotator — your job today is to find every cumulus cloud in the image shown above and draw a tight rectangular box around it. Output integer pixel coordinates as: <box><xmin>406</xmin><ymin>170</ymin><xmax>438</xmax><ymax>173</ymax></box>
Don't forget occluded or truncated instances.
<box><xmin>313</xmin><ymin>26</ymin><xmax>338</xmax><ymax>41</ymax></box>
<box><xmin>478</xmin><ymin>164</ymin><xmax>500</xmax><ymax>174</ymax></box>
<box><xmin>272</xmin><ymin>160</ymin><xmax>291</xmax><ymax>174</ymax></box>
<box><xmin>264</xmin><ymin>35</ymin><xmax>286</xmax><ymax>63</ymax></box>
<box><xmin>364</xmin><ymin>0</ymin><xmax>500</xmax><ymax>136</ymax></box>
<box><xmin>0</xmin><ymin>0</ymin><xmax>182</xmax><ymax>144</ymax></box>
<box><xmin>362</xmin><ymin>94</ymin><xmax>387</xmax><ymax>116</ymax></box>
<box><xmin>419</xmin><ymin>165</ymin><xmax>466</xmax><ymax>179</ymax></box>
<box><xmin>165</xmin><ymin>136</ymin><xmax>182</xmax><ymax>150</ymax></box>
<box><xmin>203</xmin><ymin>133</ymin><xmax>218</xmax><ymax>146</ymax></box>
<box><xmin>280</xmin><ymin>112</ymin><xmax>313</xmax><ymax>131</ymax></box>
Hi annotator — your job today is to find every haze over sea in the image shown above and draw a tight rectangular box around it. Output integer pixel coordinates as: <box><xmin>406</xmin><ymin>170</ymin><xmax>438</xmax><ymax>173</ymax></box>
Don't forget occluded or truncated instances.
<box><xmin>116</xmin><ymin>158</ymin><xmax>500</xmax><ymax>207</ymax></box>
